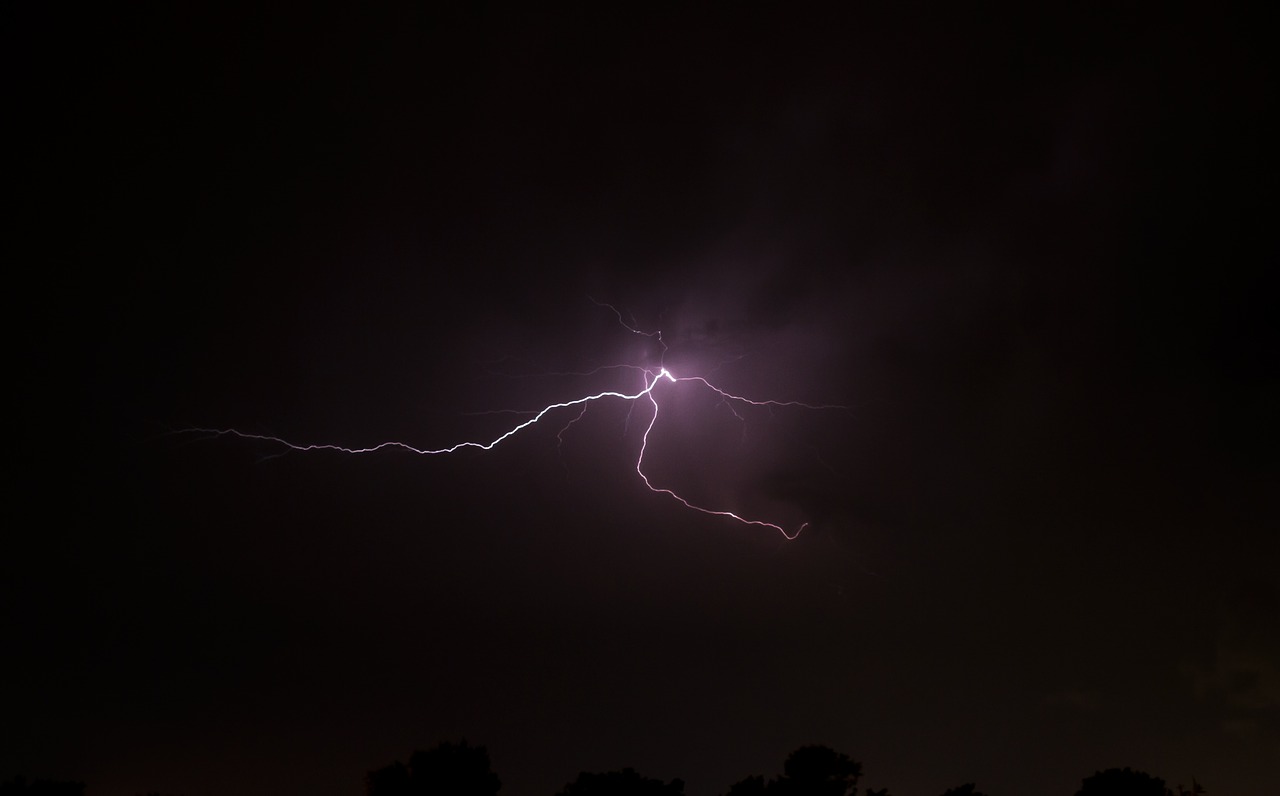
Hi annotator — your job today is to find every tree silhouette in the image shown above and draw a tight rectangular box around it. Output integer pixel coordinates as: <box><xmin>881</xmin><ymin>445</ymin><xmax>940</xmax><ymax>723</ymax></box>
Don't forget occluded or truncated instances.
<box><xmin>366</xmin><ymin>762</ymin><xmax>411</xmax><ymax>796</ymax></box>
<box><xmin>940</xmin><ymin>785</ymin><xmax>988</xmax><ymax>796</ymax></box>
<box><xmin>779</xmin><ymin>746</ymin><xmax>862</xmax><ymax>796</ymax></box>
<box><xmin>365</xmin><ymin>740</ymin><xmax>501</xmax><ymax>796</ymax></box>
<box><xmin>555</xmin><ymin>767</ymin><xmax>684</xmax><ymax>796</ymax></box>
<box><xmin>1075</xmin><ymin>768</ymin><xmax>1169</xmax><ymax>796</ymax></box>
<box><xmin>725</xmin><ymin>775</ymin><xmax>768</xmax><ymax>796</ymax></box>
<box><xmin>724</xmin><ymin>745</ymin><xmax>862</xmax><ymax>796</ymax></box>
<box><xmin>1174</xmin><ymin>780</ymin><xmax>1206</xmax><ymax>796</ymax></box>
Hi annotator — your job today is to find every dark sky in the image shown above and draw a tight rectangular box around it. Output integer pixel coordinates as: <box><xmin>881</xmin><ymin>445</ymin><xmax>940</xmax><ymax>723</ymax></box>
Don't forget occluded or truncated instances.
<box><xmin>8</xmin><ymin>5</ymin><xmax>1276</xmax><ymax>796</ymax></box>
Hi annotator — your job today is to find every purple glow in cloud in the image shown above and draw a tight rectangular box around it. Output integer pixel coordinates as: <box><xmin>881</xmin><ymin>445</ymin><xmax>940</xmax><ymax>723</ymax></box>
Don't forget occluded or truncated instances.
<box><xmin>183</xmin><ymin>303</ymin><xmax>844</xmax><ymax>539</ymax></box>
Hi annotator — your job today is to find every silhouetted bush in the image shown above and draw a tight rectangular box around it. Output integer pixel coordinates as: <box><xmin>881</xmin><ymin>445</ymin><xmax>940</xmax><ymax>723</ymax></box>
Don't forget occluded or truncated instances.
<box><xmin>555</xmin><ymin>767</ymin><xmax>685</xmax><ymax>796</ymax></box>
<box><xmin>724</xmin><ymin>745</ymin><xmax>861</xmax><ymax>796</ymax></box>
<box><xmin>1075</xmin><ymin>767</ymin><xmax>1169</xmax><ymax>796</ymax></box>
<box><xmin>366</xmin><ymin>740</ymin><xmax>501</xmax><ymax>796</ymax></box>
<box><xmin>725</xmin><ymin>775</ymin><xmax>767</xmax><ymax>796</ymax></box>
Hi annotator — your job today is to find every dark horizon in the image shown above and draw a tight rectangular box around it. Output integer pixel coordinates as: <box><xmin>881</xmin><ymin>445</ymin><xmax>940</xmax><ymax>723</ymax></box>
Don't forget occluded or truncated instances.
<box><xmin>0</xmin><ymin>741</ymin><xmax>1219</xmax><ymax>796</ymax></box>
<box><xmin>7</xmin><ymin>4</ymin><xmax>1275</xmax><ymax>796</ymax></box>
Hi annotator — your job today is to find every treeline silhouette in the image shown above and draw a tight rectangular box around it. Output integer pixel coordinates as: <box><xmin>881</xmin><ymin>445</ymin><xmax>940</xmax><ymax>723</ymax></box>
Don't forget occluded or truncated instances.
<box><xmin>363</xmin><ymin>740</ymin><xmax>1208</xmax><ymax>796</ymax></box>
<box><xmin>2</xmin><ymin>746</ymin><xmax>1208</xmax><ymax>796</ymax></box>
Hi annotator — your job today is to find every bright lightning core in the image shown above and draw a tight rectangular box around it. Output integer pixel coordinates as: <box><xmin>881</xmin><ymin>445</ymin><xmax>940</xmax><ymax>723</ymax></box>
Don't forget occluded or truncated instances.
<box><xmin>183</xmin><ymin>305</ymin><xmax>841</xmax><ymax>539</ymax></box>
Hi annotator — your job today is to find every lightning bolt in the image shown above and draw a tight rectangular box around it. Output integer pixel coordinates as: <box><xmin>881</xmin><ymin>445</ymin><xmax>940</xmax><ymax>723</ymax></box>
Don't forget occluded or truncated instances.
<box><xmin>182</xmin><ymin>304</ymin><xmax>843</xmax><ymax>539</ymax></box>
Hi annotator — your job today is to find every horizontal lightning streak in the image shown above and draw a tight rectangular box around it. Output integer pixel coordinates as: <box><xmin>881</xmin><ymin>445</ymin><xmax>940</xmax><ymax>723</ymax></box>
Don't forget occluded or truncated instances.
<box><xmin>184</xmin><ymin>304</ymin><xmax>843</xmax><ymax>539</ymax></box>
<box><xmin>184</xmin><ymin>371</ymin><xmax>673</xmax><ymax>456</ymax></box>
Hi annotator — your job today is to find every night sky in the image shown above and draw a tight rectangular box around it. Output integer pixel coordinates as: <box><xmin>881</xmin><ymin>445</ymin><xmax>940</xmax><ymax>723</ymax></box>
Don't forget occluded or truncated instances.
<box><xmin>8</xmin><ymin>5</ymin><xmax>1276</xmax><ymax>796</ymax></box>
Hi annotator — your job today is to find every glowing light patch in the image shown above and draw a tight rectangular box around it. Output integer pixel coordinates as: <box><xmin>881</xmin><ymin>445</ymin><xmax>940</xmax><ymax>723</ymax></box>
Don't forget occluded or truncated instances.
<box><xmin>182</xmin><ymin>303</ymin><xmax>843</xmax><ymax>539</ymax></box>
